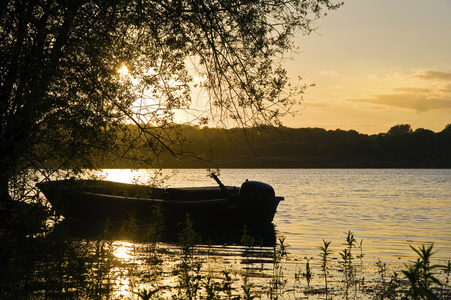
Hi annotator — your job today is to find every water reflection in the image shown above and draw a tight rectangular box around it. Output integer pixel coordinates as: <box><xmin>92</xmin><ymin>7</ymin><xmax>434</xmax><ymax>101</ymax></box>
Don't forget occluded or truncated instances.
<box><xmin>101</xmin><ymin>169</ymin><xmax>153</xmax><ymax>183</ymax></box>
<box><xmin>112</xmin><ymin>241</ymin><xmax>134</xmax><ymax>298</ymax></box>
<box><xmin>108</xmin><ymin>239</ymin><xmax>281</xmax><ymax>300</ymax></box>
<box><xmin>7</xmin><ymin>169</ymin><xmax>449</xmax><ymax>298</ymax></box>
<box><xmin>46</xmin><ymin>168</ymin><xmax>451</xmax><ymax>263</ymax></box>
<box><xmin>113</xmin><ymin>241</ymin><xmax>134</xmax><ymax>261</ymax></box>
<box><xmin>53</xmin><ymin>217</ymin><xmax>277</xmax><ymax>247</ymax></box>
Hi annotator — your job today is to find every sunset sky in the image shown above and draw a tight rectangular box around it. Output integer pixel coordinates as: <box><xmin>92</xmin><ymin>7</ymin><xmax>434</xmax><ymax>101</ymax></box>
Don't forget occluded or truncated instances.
<box><xmin>282</xmin><ymin>0</ymin><xmax>451</xmax><ymax>134</ymax></box>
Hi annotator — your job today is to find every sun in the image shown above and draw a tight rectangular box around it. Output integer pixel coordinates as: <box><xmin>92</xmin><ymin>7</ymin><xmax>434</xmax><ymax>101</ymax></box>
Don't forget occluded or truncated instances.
<box><xmin>118</xmin><ymin>64</ymin><xmax>129</xmax><ymax>77</ymax></box>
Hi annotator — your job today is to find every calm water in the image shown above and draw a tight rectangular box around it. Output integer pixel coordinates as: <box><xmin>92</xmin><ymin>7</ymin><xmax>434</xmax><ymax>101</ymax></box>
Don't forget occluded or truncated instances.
<box><xmin>102</xmin><ymin>168</ymin><xmax>451</xmax><ymax>264</ymax></box>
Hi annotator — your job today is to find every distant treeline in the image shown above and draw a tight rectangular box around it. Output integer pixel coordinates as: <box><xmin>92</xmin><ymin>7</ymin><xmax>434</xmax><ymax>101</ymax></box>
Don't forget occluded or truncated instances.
<box><xmin>95</xmin><ymin>123</ymin><xmax>451</xmax><ymax>168</ymax></box>
<box><xmin>149</xmin><ymin>124</ymin><xmax>451</xmax><ymax>168</ymax></box>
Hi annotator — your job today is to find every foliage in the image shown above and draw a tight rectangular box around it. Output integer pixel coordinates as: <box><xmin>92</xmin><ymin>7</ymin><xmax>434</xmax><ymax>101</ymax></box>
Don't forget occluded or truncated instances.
<box><xmin>269</xmin><ymin>236</ymin><xmax>289</xmax><ymax>299</ymax></box>
<box><xmin>173</xmin><ymin>214</ymin><xmax>202</xmax><ymax>299</ymax></box>
<box><xmin>402</xmin><ymin>244</ymin><xmax>443</xmax><ymax>299</ymax></box>
<box><xmin>241</xmin><ymin>276</ymin><xmax>258</xmax><ymax>300</ymax></box>
<box><xmin>374</xmin><ymin>260</ymin><xmax>402</xmax><ymax>300</ymax></box>
<box><xmin>135</xmin><ymin>124</ymin><xmax>451</xmax><ymax>168</ymax></box>
<box><xmin>319</xmin><ymin>239</ymin><xmax>332</xmax><ymax>298</ymax></box>
<box><xmin>340</xmin><ymin>231</ymin><xmax>357</xmax><ymax>299</ymax></box>
<box><xmin>1</xmin><ymin>0</ymin><xmax>343</xmax><ymax>203</ymax></box>
<box><xmin>133</xmin><ymin>287</ymin><xmax>161</xmax><ymax>300</ymax></box>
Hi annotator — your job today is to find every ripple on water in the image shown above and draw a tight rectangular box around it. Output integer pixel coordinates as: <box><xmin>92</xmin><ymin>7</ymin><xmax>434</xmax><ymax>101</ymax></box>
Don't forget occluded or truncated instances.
<box><xmin>100</xmin><ymin>168</ymin><xmax>451</xmax><ymax>263</ymax></box>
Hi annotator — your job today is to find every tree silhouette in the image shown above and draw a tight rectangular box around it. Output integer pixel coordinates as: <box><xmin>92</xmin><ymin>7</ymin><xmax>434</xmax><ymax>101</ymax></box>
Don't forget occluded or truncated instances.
<box><xmin>387</xmin><ymin>124</ymin><xmax>412</xmax><ymax>136</ymax></box>
<box><xmin>1</xmin><ymin>0</ymin><xmax>342</xmax><ymax>201</ymax></box>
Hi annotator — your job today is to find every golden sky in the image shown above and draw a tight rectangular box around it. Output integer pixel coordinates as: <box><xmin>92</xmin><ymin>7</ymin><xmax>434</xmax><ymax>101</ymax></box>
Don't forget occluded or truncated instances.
<box><xmin>282</xmin><ymin>0</ymin><xmax>451</xmax><ymax>134</ymax></box>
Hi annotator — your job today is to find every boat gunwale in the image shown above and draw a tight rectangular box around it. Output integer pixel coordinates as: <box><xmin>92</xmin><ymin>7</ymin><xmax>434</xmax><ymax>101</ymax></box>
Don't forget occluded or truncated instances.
<box><xmin>68</xmin><ymin>190</ymin><xmax>231</xmax><ymax>206</ymax></box>
<box><xmin>37</xmin><ymin>180</ymin><xmax>233</xmax><ymax>206</ymax></box>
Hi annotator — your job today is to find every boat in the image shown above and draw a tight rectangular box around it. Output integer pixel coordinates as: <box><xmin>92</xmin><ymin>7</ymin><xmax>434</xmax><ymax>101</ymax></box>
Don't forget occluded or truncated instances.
<box><xmin>36</xmin><ymin>175</ymin><xmax>283</xmax><ymax>240</ymax></box>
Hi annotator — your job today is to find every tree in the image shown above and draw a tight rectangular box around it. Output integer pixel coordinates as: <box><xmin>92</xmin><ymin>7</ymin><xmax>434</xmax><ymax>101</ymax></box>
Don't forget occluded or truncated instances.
<box><xmin>1</xmin><ymin>0</ymin><xmax>342</xmax><ymax>202</ymax></box>
<box><xmin>387</xmin><ymin>124</ymin><xmax>413</xmax><ymax>136</ymax></box>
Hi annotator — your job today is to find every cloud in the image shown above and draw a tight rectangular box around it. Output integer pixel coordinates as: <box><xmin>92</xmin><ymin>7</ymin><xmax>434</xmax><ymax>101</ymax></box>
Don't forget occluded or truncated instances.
<box><xmin>413</xmin><ymin>70</ymin><xmax>451</xmax><ymax>81</ymax></box>
<box><xmin>346</xmin><ymin>69</ymin><xmax>451</xmax><ymax>112</ymax></box>
<box><xmin>393</xmin><ymin>87</ymin><xmax>430</xmax><ymax>93</ymax></box>
<box><xmin>305</xmin><ymin>101</ymin><xmax>333</xmax><ymax>108</ymax></box>
<box><xmin>318</xmin><ymin>70</ymin><xmax>341</xmax><ymax>77</ymax></box>
<box><xmin>348</xmin><ymin>93</ymin><xmax>451</xmax><ymax>112</ymax></box>
<box><xmin>442</xmin><ymin>83</ymin><xmax>451</xmax><ymax>93</ymax></box>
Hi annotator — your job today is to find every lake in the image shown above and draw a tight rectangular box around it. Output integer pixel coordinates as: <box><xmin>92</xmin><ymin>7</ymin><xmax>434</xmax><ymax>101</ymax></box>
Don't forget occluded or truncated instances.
<box><xmin>102</xmin><ymin>168</ymin><xmax>451</xmax><ymax>264</ymax></box>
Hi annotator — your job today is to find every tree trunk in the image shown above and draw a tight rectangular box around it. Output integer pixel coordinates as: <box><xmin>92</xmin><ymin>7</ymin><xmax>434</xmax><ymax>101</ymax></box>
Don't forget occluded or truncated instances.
<box><xmin>0</xmin><ymin>162</ymin><xmax>12</xmax><ymax>202</ymax></box>
<box><xmin>0</xmin><ymin>165</ymin><xmax>13</xmax><ymax>231</ymax></box>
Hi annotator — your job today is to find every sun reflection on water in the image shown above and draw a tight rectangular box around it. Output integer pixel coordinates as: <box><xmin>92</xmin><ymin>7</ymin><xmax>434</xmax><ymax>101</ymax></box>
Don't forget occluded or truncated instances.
<box><xmin>113</xmin><ymin>241</ymin><xmax>134</xmax><ymax>261</ymax></box>
<box><xmin>102</xmin><ymin>169</ymin><xmax>144</xmax><ymax>184</ymax></box>
<box><xmin>112</xmin><ymin>241</ymin><xmax>135</xmax><ymax>299</ymax></box>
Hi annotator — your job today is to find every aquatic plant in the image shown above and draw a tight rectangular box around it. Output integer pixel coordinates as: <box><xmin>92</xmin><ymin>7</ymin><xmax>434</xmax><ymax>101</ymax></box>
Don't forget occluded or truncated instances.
<box><xmin>204</xmin><ymin>275</ymin><xmax>221</xmax><ymax>300</ymax></box>
<box><xmin>133</xmin><ymin>287</ymin><xmax>160</xmax><ymax>300</ymax></box>
<box><xmin>268</xmin><ymin>236</ymin><xmax>289</xmax><ymax>299</ymax></box>
<box><xmin>340</xmin><ymin>231</ymin><xmax>356</xmax><ymax>299</ymax></box>
<box><xmin>240</xmin><ymin>225</ymin><xmax>257</xmax><ymax>250</ymax></box>
<box><xmin>337</xmin><ymin>231</ymin><xmax>367</xmax><ymax>299</ymax></box>
<box><xmin>302</xmin><ymin>256</ymin><xmax>313</xmax><ymax>288</ymax></box>
<box><xmin>220</xmin><ymin>270</ymin><xmax>235</xmax><ymax>299</ymax></box>
<box><xmin>373</xmin><ymin>259</ymin><xmax>402</xmax><ymax>299</ymax></box>
<box><xmin>241</xmin><ymin>276</ymin><xmax>257</xmax><ymax>300</ymax></box>
<box><xmin>119</xmin><ymin>209</ymin><xmax>140</xmax><ymax>240</ymax></box>
<box><xmin>402</xmin><ymin>244</ymin><xmax>443</xmax><ymax>299</ymax></box>
<box><xmin>3</xmin><ymin>204</ymin><xmax>451</xmax><ymax>300</ymax></box>
<box><xmin>441</xmin><ymin>260</ymin><xmax>451</xmax><ymax>298</ymax></box>
<box><xmin>173</xmin><ymin>214</ymin><xmax>203</xmax><ymax>300</ymax></box>
<box><xmin>143</xmin><ymin>204</ymin><xmax>165</xmax><ymax>267</ymax></box>
<box><xmin>319</xmin><ymin>239</ymin><xmax>332</xmax><ymax>298</ymax></box>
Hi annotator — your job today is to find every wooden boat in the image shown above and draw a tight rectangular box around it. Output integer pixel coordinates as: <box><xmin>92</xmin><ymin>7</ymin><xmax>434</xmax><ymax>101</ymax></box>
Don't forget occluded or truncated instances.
<box><xmin>36</xmin><ymin>175</ymin><xmax>283</xmax><ymax>238</ymax></box>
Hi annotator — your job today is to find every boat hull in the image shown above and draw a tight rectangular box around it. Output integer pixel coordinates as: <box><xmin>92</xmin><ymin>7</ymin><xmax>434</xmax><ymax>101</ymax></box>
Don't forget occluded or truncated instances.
<box><xmin>36</xmin><ymin>179</ymin><xmax>283</xmax><ymax>243</ymax></box>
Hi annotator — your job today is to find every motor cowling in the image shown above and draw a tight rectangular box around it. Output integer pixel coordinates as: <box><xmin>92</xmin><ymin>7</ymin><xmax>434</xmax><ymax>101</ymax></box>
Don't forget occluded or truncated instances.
<box><xmin>237</xmin><ymin>181</ymin><xmax>279</xmax><ymax>224</ymax></box>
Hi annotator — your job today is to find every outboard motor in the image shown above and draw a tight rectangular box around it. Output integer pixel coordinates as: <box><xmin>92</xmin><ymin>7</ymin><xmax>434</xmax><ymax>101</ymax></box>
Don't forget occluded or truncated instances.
<box><xmin>237</xmin><ymin>181</ymin><xmax>281</xmax><ymax>225</ymax></box>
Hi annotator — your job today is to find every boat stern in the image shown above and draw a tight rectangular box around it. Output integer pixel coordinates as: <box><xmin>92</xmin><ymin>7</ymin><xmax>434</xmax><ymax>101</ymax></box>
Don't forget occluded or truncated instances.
<box><xmin>237</xmin><ymin>181</ymin><xmax>282</xmax><ymax>225</ymax></box>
